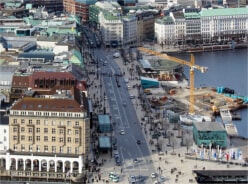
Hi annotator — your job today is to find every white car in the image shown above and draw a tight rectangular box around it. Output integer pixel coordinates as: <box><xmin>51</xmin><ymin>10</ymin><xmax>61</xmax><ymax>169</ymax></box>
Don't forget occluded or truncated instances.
<box><xmin>129</xmin><ymin>95</ymin><xmax>135</xmax><ymax>99</ymax></box>
<box><xmin>151</xmin><ymin>173</ymin><xmax>157</xmax><ymax>178</ymax></box>
<box><xmin>120</xmin><ymin>130</ymin><xmax>125</xmax><ymax>135</ymax></box>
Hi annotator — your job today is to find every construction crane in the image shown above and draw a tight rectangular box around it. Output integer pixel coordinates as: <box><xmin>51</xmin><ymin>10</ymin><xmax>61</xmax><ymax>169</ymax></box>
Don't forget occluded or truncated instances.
<box><xmin>137</xmin><ymin>47</ymin><xmax>208</xmax><ymax>114</ymax></box>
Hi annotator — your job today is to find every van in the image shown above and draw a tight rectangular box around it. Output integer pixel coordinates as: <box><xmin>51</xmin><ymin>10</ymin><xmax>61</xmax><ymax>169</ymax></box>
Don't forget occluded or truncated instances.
<box><xmin>124</xmin><ymin>78</ymin><xmax>129</xmax><ymax>83</ymax></box>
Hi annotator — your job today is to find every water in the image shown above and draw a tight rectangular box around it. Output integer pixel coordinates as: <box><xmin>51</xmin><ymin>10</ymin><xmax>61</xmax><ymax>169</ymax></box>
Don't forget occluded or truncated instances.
<box><xmin>176</xmin><ymin>49</ymin><xmax>248</xmax><ymax>138</ymax></box>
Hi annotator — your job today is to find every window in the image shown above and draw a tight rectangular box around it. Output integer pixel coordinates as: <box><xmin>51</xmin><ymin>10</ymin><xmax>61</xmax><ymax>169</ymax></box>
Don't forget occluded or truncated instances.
<box><xmin>59</xmin><ymin>147</ymin><xmax>63</xmax><ymax>153</ymax></box>
<box><xmin>21</xmin><ymin>135</ymin><xmax>25</xmax><ymax>141</ymax></box>
<box><xmin>75</xmin><ymin>130</ymin><xmax>79</xmax><ymax>135</ymax></box>
<box><xmin>4</xmin><ymin>136</ymin><xmax>6</xmax><ymax>141</ymax></box>
<box><xmin>59</xmin><ymin>129</ymin><xmax>64</xmax><ymax>134</ymax></box>
<box><xmin>67</xmin><ymin>147</ymin><xmax>72</xmax><ymax>153</ymax></box>
<box><xmin>21</xmin><ymin>145</ymin><xmax>25</xmax><ymax>151</ymax></box>
<box><xmin>36</xmin><ymin>120</ymin><xmax>40</xmax><ymax>125</ymax></box>
<box><xmin>4</xmin><ymin>129</ymin><xmax>6</xmax><ymax>133</ymax></box>
<box><xmin>21</xmin><ymin>127</ymin><xmax>25</xmax><ymax>132</ymax></box>
<box><xmin>52</xmin><ymin>146</ymin><xmax>56</xmax><ymax>153</ymax></box>
<box><xmin>44</xmin><ymin>136</ymin><xmax>48</xmax><ymax>142</ymax></box>
<box><xmin>59</xmin><ymin>138</ymin><xmax>63</xmax><ymax>142</ymax></box>
<box><xmin>67</xmin><ymin>129</ymin><xmax>71</xmax><ymax>135</ymax></box>
<box><xmin>52</xmin><ymin>128</ymin><xmax>56</xmax><ymax>134</ymax></box>
<box><xmin>29</xmin><ymin>120</ymin><xmax>32</xmax><ymax>124</ymax></box>
<box><xmin>36</xmin><ymin>128</ymin><xmax>40</xmax><ymax>133</ymax></box>
<box><xmin>52</xmin><ymin>136</ymin><xmax>56</xmax><ymax>142</ymax></box>
<box><xmin>28</xmin><ymin>128</ymin><xmax>32</xmax><ymax>133</ymax></box>
<box><xmin>36</xmin><ymin>145</ymin><xmax>40</xmax><ymax>152</ymax></box>
<box><xmin>29</xmin><ymin>145</ymin><xmax>32</xmax><ymax>152</ymax></box>
<box><xmin>13</xmin><ymin>127</ymin><xmax>17</xmax><ymax>132</ymax></box>
<box><xmin>13</xmin><ymin>119</ymin><xmax>17</xmax><ymax>124</ymax></box>
<box><xmin>44</xmin><ymin>120</ymin><xmax>48</xmax><ymax>125</ymax></box>
<box><xmin>13</xmin><ymin>136</ymin><xmax>17</xmax><ymax>141</ymax></box>
<box><xmin>36</xmin><ymin>136</ymin><xmax>40</xmax><ymax>141</ymax></box>
<box><xmin>75</xmin><ymin>121</ymin><xmax>79</xmax><ymax>126</ymax></box>
<box><xmin>67</xmin><ymin>137</ymin><xmax>72</xmax><ymax>143</ymax></box>
<box><xmin>75</xmin><ymin>147</ymin><xmax>79</xmax><ymax>154</ymax></box>
<box><xmin>44</xmin><ymin>128</ymin><xmax>48</xmax><ymax>133</ymax></box>
<box><xmin>75</xmin><ymin>138</ymin><xmax>79</xmax><ymax>143</ymax></box>
<box><xmin>14</xmin><ymin>144</ymin><xmax>18</xmax><ymax>151</ymax></box>
<box><xmin>52</xmin><ymin>121</ymin><xmax>56</xmax><ymax>126</ymax></box>
<box><xmin>67</xmin><ymin>121</ymin><xmax>71</xmax><ymax>126</ymax></box>
<box><xmin>44</xmin><ymin>146</ymin><xmax>48</xmax><ymax>152</ymax></box>
<box><xmin>21</xmin><ymin>119</ymin><xmax>25</xmax><ymax>124</ymax></box>
<box><xmin>28</xmin><ymin>136</ymin><xmax>32</xmax><ymax>141</ymax></box>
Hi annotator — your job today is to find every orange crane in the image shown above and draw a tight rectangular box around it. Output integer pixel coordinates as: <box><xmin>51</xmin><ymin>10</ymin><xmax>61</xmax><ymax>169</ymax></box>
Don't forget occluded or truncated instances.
<box><xmin>137</xmin><ymin>47</ymin><xmax>208</xmax><ymax>114</ymax></box>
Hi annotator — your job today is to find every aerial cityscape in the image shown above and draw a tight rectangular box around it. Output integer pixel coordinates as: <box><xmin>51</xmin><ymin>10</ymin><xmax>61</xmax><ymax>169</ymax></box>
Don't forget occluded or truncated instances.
<box><xmin>0</xmin><ymin>0</ymin><xmax>247</xmax><ymax>183</ymax></box>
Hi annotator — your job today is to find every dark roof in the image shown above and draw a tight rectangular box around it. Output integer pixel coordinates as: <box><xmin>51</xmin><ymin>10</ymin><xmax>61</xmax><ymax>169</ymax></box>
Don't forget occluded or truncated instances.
<box><xmin>0</xmin><ymin>112</ymin><xmax>9</xmax><ymax>125</ymax></box>
<box><xmin>18</xmin><ymin>51</ymin><xmax>54</xmax><ymax>62</ymax></box>
<box><xmin>193</xmin><ymin>170</ymin><xmax>248</xmax><ymax>177</ymax></box>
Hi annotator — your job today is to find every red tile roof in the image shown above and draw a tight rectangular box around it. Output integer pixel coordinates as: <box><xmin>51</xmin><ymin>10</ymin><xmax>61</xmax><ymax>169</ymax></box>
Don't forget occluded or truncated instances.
<box><xmin>11</xmin><ymin>97</ymin><xmax>85</xmax><ymax>112</ymax></box>
<box><xmin>12</xmin><ymin>75</ymin><xmax>31</xmax><ymax>88</ymax></box>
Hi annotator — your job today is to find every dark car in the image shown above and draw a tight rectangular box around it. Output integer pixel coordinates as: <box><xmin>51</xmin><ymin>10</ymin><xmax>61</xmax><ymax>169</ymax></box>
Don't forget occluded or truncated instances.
<box><xmin>137</xmin><ymin>140</ymin><xmax>141</xmax><ymax>145</ymax></box>
<box><xmin>115</xmin><ymin>157</ymin><xmax>122</xmax><ymax>166</ymax></box>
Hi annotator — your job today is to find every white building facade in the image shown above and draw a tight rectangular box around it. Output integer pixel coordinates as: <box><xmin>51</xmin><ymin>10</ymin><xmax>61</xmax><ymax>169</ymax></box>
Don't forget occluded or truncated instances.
<box><xmin>200</xmin><ymin>7</ymin><xmax>248</xmax><ymax>42</ymax></box>
<box><xmin>155</xmin><ymin>16</ymin><xmax>175</xmax><ymax>45</ymax></box>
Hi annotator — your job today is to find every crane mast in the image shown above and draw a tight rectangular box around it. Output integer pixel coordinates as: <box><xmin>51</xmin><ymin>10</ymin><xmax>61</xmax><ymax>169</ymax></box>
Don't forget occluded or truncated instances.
<box><xmin>137</xmin><ymin>47</ymin><xmax>208</xmax><ymax>114</ymax></box>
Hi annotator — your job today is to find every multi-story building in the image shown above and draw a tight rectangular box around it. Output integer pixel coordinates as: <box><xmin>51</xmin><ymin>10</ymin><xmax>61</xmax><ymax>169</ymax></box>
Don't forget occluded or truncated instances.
<box><xmin>171</xmin><ymin>11</ymin><xmax>186</xmax><ymax>44</ymax></box>
<box><xmin>154</xmin><ymin>7</ymin><xmax>248</xmax><ymax>44</ymax></box>
<box><xmin>122</xmin><ymin>16</ymin><xmax>138</xmax><ymax>46</ymax></box>
<box><xmin>99</xmin><ymin>10</ymin><xmax>124</xmax><ymax>47</ymax></box>
<box><xmin>183</xmin><ymin>8</ymin><xmax>201</xmax><ymax>42</ymax></box>
<box><xmin>155</xmin><ymin>16</ymin><xmax>175</xmax><ymax>45</ymax></box>
<box><xmin>1</xmin><ymin>86</ymin><xmax>90</xmax><ymax>177</ymax></box>
<box><xmin>63</xmin><ymin>0</ymin><xmax>97</xmax><ymax>22</ymax></box>
<box><xmin>200</xmin><ymin>7</ymin><xmax>248</xmax><ymax>43</ymax></box>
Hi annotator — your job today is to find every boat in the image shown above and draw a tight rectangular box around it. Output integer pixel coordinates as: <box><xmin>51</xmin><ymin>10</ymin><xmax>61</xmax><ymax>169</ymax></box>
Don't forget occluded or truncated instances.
<box><xmin>219</xmin><ymin>109</ymin><xmax>232</xmax><ymax>122</ymax></box>
<box><xmin>224</xmin><ymin>123</ymin><xmax>238</xmax><ymax>136</ymax></box>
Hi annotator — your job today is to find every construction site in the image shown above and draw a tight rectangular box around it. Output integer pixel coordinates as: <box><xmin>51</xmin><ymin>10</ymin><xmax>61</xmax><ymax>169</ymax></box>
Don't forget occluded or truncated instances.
<box><xmin>137</xmin><ymin>47</ymin><xmax>248</xmax><ymax>136</ymax></box>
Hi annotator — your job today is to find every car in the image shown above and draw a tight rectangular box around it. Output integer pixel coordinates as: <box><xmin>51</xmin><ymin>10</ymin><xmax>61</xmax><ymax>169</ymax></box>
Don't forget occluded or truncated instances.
<box><xmin>113</xmin><ymin>145</ymin><xmax>117</xmax><ymax>150</ymax></box>
<box><xmin>137</xmin><ymin>140</ymin><xmax>141</xmax><ymax>145</ymax></box>
<box><xmin>123</xmin><ymin>102</ymin><xmax>127</xmax><ymax>107</ymax></box>
<box><xmin>115</xmin><ymin>157</ymin><xmax>122</xmax><ymax>166</ymax></box>
<box><xmin>129</xmin><ymin>95</ymin><xmax>135</xmax><ymax>99</ymax></box>
<box><xmin>127</xmin><ymin>86</ymin><xmax>131</xmax><ymax>90</ymax></box>
<box><xmin>124</xmin><ymin>78</ymin><xmax>129</xmax><ymax>83</ymax></box>
<box><xmin>120</xmin><ymin>130</ymin><xmax>125</xmax><ymax>135</ymax></box>
<box><xmin>159</xmin><ymin>176</ymin><xmax>166</xmax><ymax>182</ymax></box>
<box><xmin>151</xmin><ymin>173</ymin><xmax>157</xmax><ymax>178</ymax></box>
<box><xmin>133</xmin><ymin>158</ymin><xmax>141</xmax><ymax>164</ymax></box>
<box><xmin>104</xmin><ymin>96</ymin><xmax>108</xmax><ymax>100</ymax></box>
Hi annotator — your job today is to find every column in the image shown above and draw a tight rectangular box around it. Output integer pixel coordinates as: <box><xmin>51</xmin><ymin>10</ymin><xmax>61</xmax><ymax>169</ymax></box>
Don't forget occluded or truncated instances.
<box><xmin>31</xmin><ymin>159</ymin><xmax>33</xmax><ymax>171</ymax></box>
<box><xmin>62</xmin><ymin>162</ymin><xmax>65</xmax><ymax>173</ymax></box>
<box><xmin>70</xmin><ymin>162</ymin><xmax>73</xmax><ymax>173</ymax></box>
<box><xmin>39</xmin><ymin>161</ymin><xmax>41</xmax><ymax>172</ymax></box>
<box><xmin>16</xmin><ymin>160</ymin><xmax>18</xmax><ymax>171</ymax></box>
<box><xmin>23</xmin><ymin>160</ymin><xmax>26</xmax><ymax>171</ymax></box>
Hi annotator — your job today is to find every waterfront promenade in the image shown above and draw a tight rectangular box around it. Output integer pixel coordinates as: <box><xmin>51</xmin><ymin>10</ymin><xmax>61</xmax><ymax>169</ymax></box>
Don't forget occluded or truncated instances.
<box><xmin>85</xmin><ymin>47</ymin><xmax>248</xmax><ymax>184</ymax></box>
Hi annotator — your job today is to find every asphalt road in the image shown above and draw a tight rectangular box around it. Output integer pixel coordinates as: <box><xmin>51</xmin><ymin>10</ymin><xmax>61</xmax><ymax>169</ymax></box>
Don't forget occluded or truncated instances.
<box><xmin>93</xmin><ymin>48</ymin><xmax>156</xmax><ymax>183</ymax></box>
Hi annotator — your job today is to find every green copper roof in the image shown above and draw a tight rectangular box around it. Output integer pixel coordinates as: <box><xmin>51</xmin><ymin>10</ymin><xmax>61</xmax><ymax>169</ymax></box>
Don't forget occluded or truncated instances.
<box><xmin>184</xmin><ymin>12</ymin><xmax>201</xmax><ymax>19</ymax></box>
<box><xmin>155</xmin><ymin>16</ymin><xmax>174</xmax><ymax>25</ymax></box>
<box><xmin>200</xmin><ymin>7</ymin><xmax>248</xmax><ymax>16</ymax></box>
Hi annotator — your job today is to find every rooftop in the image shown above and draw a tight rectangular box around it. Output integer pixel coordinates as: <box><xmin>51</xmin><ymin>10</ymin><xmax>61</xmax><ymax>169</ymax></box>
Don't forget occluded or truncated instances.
<box><xmin>200</xmin><ymin>7</ymin><xmax>248</xmax><ymax>17</ymax></box>
<box><xmin>193</xmin><ymin>122</ymin><xmax>226</xmax><ymax>132</ymax></box>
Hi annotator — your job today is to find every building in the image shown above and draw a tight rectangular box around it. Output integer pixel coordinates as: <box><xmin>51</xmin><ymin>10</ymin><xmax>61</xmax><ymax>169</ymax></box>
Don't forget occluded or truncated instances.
<box><xmin>193</xmin><ymin>122</ymin><xmax>227</xmax><ymax>148</ymax></box>
<box><xmin>0</xmin><ymin>86</ymin><xmax>90</xmax><ymax>177</ymax></box>
<box><xmin>0</xmin><ymin>112</ymin><xmax>9</xmax><ymax>152</ymax></box>
<box><xmin>154</xmin><ymin>7</ymin><xmax>248</xmax><ymax>45</ymax></box>
<box><xmin>200</xmin><ymin>7</ymin><xmax>248</xmax><ymax>43</ymax></box>
<box><xmin>155</xmin><ymin>16</ymin><xmax>175</xmax><ymax>45</ymax></box>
